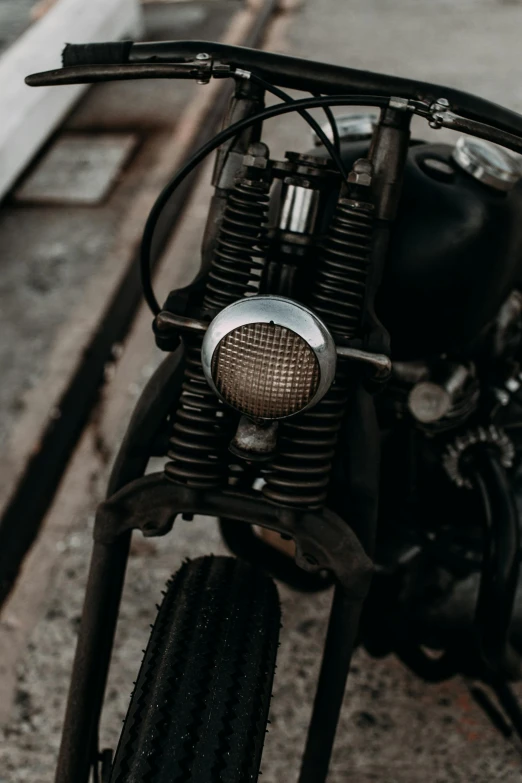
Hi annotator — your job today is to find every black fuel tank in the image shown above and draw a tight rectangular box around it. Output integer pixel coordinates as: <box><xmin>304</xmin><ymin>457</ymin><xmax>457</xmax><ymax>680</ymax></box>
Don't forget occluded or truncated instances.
<box><xmin>335</xmin><ymin>140</ymin><xmax>522</xmax><ymax>360</ymax></box>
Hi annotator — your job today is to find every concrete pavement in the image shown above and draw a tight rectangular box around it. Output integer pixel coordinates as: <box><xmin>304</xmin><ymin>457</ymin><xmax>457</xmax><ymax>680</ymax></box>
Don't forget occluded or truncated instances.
<box><xmin>2</xmin><ymin>0</ymin><xmax>522</xmax><ymax>781</ymax></box>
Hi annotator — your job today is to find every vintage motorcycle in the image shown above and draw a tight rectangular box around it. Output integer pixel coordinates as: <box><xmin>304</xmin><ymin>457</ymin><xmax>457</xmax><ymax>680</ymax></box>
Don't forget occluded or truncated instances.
<box><xmin>27</xmin><ymin>39</ymin><xmax>522</xmax><ymax>783</ymax></box>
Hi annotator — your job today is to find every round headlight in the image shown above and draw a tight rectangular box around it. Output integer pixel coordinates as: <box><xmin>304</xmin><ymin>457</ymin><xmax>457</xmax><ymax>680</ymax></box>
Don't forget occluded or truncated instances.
<box><xmin>201</xmin><ymin>296</ymin><xmax>336</xmax><ymax>420</ymax></box>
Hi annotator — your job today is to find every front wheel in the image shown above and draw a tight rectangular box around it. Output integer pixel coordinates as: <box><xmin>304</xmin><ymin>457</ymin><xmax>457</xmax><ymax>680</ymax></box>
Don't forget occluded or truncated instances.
<box><xmin>109</xmin><ymin>555</ymin><xmax>280</xmax><ymax>783</ymax></box>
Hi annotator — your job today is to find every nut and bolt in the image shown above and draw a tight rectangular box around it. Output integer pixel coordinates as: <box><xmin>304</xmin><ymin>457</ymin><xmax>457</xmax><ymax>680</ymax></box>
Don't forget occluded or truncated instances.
<box><xmin>242</xmin><ymin>142</ymin><xmax>270</xmax><ymax>169</ymax></box>
<box><xmin>196</xmin><ymin>53</ymin><xmax>211</xmax><ymax>84</ymax></box>
<box><xmin>429</xmin><ymin>97</ymin><xmax>450</xmax><ymax>129</ymax></box>
<box><xmin>348</xmin><ymin>158</ymin><xmax>373</xmax><ymax>186</ymax></box>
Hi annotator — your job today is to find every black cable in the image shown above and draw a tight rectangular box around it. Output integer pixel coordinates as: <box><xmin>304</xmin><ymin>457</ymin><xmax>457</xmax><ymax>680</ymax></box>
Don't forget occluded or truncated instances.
<box><xmin>313</xmin><ymin>92</ymin><xmax>341</xmax><ymax>158</ymax></box>
<box><xmin>140</xmin><ymin>93</ymin><xmax>388</xmax><ymax>315</ymax></box>
<box><xmin>247</xmin><ymin>74</ymin><xmax>347</xmax><ymax>179</ymax></box>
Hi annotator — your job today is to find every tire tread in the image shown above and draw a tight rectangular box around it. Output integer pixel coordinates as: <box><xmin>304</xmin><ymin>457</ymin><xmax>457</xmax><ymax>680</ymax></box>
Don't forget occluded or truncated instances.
<box><xmin>109</xmin><ymin>555</ymin><xmax>280</xmax><ymax>783</ymax></box>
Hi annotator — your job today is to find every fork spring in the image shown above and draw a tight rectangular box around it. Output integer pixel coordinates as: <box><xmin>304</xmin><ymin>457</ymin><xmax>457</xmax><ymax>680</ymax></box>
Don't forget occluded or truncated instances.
<box><xmin>165</xmin><ymin>178</ymin><xmax>269</xmax><ymax>488</ymax></box>
<box><xmin>263</xmin><ymin>196</ymin><xmax>374</xmax><ymax>508</ymax></box>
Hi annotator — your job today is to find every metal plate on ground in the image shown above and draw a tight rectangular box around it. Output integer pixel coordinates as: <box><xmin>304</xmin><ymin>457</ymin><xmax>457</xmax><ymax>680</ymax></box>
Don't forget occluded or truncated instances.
<box><xmin>15</xmin><ymin>133</ymin><xmax>138</xmax><ymax>205</ymax></box>
<box><xmin>0</xmin><ymin>0</ymin><xmax>37</xmax><ymax>57</ymax></box>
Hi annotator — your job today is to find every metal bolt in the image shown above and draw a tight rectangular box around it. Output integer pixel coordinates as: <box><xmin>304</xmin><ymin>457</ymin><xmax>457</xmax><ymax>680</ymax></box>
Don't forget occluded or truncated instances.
<box><xmin>348</xmin><ymin>157</ymin><xmax>373</xmax><ymax>186</ymax></box>
<box><xmin>242</xmin><ymin>142</ymin><xmax>269</xmax><ymax>169</ymax></box>
<box><xmin>429</xmin><ymin>98</ymin><xmax>450</xmax><ymax>129</ymax></box>
<box><xmin>495</xmin><ymin>388</ymin><xmax>510</xmax><ymax>406</ymax></box>
<box><xmin>430</xmin><ymin>97</ymin><xmax>450</xmax><ymax>114</ymax></box>
<box><xmin>195</xmin><ymin>53</ymin><xmax>211</xmax><ymax>84</ymax></box>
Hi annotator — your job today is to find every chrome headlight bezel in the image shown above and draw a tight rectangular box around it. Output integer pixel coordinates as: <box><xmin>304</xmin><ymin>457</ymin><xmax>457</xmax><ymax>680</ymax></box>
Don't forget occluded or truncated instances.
<box><xmin>201</xmin><ymin>295</ymin><xmax>337</xmax><ymax>420</ymax></box>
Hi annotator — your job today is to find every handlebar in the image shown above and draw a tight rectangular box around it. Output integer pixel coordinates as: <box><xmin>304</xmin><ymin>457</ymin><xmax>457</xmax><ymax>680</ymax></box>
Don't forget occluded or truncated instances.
<box><xmin>26</xmin><ymin>39</ymin><xmax>522</xmax><ymax>144</ymax></box>
<box><xmin>62</xmin><ymin>41</ymin><xmax>133</xmax><ymax>66</ymax></box>
<box><xmin>129</xmin><ymin>41</ymin><xmax>522</xmax><ymax>139</ymax></box>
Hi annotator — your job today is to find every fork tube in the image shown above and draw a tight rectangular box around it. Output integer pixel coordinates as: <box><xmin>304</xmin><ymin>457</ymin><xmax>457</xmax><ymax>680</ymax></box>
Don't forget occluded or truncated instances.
<box><xmin>363</xmin><ymin>106</ymin><xmax>411</xmax><ymax>355</ymax></box>
<box><xmin>55</xmin><ymin>535</ymin><xmax>131</xmax><ymax>783</ymax></box>
<box><xmin>369</xmin><ymin>105</ymin><xmax>411</xmax><ymax>223</ymax></box>
<box><xmin>298</xmin><ymin>584</ymin><xmax>366</xmax><ymax>783</ymax></box>
<box><xmin>55</xmin><ymin>350</ymin><xmax>185</xmax><ymax>783</ymax></box>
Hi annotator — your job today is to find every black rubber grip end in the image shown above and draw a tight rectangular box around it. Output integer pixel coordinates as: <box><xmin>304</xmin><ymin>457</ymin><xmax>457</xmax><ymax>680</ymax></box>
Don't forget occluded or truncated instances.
<box><xmin>62</xmin><ymin>41</ymin><xmax>133</xmax><ymax>67</ymax></box>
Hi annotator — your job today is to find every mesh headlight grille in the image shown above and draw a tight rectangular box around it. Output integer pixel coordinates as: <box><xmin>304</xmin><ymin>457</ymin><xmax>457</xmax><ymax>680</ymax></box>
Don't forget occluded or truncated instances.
<box><xmin>211</xmin><ymin>322</ymin><xmax>320</xmax><ymax>419</ymax></box>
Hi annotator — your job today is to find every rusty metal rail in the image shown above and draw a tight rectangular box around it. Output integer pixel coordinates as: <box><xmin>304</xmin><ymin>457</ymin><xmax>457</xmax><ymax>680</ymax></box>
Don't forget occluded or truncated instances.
<box><xmin>0</xmin><ymin>0</ymin><xmax>279</xmax><ymax>606</ymax></box>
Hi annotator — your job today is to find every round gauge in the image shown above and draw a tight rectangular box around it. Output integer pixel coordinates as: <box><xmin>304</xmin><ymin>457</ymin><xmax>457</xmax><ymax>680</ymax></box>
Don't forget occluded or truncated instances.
<box><xmin>452</xmin><ymin>136</ymin><xmax>521</xmax><ymax>191</ymax></box>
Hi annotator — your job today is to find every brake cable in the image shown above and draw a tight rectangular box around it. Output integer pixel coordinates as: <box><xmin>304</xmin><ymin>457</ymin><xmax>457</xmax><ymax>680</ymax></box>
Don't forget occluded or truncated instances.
<box><xmin>314</xmin><ymin>94</ymin><xmax>342</xmax><ymax>158</ymax></box>
<box><xmin>246</xmin><ymin>73</ymin><xmax>348</xmax><ymax>179</ymax></box>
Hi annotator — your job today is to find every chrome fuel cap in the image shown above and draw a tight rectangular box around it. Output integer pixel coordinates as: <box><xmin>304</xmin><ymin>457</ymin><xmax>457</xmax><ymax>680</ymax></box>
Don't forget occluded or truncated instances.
<box><xmin>452</xmin><ymin>136</ymin><xmax>521</xmax><ymax>191</ymax></box>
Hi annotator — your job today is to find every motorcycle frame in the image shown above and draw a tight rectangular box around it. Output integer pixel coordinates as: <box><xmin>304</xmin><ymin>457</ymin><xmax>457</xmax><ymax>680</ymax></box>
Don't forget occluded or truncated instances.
<box><xmin>34</xmin><ymin>43</ymin><xmax>522</xmax><ymax>781</ymax></box>
<box><xmin>53</xmin><ymin>318</ymin><xmax>522</xmax><ymax>783</ymax></box>
<box><xmin>52</xmin><ymin>100</ymin><xmax>412</xmax><ymax>783</ymax></box>
<box><xmin>54</xmin><ymin>347</ymin><xmax>379</xmax><ymax>783</ymax></box>
<box><xmin>53</xmin><ymin>351</ymin><xmax>379</xmax><ymax>783</ymax></box>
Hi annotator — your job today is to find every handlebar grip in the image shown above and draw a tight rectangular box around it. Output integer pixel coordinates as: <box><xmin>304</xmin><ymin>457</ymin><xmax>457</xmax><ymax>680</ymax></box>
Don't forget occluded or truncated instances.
<box><xmin>62</xmin><ymin>41</ymin><xmax>133</xmax><ymax>67</ymax></box>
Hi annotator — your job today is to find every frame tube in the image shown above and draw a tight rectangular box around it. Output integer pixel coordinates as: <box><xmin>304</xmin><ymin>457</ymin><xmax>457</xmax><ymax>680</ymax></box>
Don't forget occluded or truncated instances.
<box><xmin>54</xmin><ymin>349</ymin><xmax>185</xmax><ymax>783</ymax></box>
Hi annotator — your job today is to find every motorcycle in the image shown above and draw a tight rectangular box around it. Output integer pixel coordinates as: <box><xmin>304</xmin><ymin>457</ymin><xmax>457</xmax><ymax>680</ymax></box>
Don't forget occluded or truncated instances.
<box><xmin>26</xmin><ymin>39</ymin><xmax>522</xmax><ymax>783</ymax></box>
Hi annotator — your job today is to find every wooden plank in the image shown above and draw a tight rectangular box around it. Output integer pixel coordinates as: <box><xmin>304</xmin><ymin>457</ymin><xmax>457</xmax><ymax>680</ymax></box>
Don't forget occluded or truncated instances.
<box><xmin>14</xmin><ymin>132</ymin><xmax>138</xmax><ymax>204</ymax></box>
<box><xmin>0</xmin><ymin>0</ymin><xmax>278</xmax><ymax>604</ymax></box>
<box><xmin>0</xmin><ymin>0</ymin><xmax>280</xmax><ymax>722</ymax></box>
<box><xmin>0</xmin><ymin>0</ymin><xmax>142</xmax><ymax>201</ymax></box>
<box><xmin>0</xmin><ymin>162</ymin><xmax>214</xmax><ymax>726</ymax></box>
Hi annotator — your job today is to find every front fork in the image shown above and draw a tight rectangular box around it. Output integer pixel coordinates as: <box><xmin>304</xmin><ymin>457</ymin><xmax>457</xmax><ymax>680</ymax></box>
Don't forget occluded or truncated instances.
<box><xmin>54</xmin><ymin>348</ymin><xmax>186</xmax><ymax>783</ymax></box>
<box><xmin>54</xmin><ymin>105</ymin><xmax>413</xmax><ymax>783</ymax></box>
<box><xmin>53</xmin><ymin>344</ymin><xmax>375</xmax><ymax>783</ymax></box>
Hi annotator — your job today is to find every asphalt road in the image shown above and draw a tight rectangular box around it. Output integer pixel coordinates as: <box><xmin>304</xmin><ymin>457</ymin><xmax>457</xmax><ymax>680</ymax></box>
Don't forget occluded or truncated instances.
<box><xmin>2</xmin><ymin>0</ymin><xmax>522</xmax><ymax>781</ymax></box>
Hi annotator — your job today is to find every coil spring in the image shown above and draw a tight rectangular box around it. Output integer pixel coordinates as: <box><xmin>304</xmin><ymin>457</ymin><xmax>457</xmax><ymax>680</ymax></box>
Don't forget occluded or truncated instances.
<box><xmin>203</xmin><ymin>179</ymin><xmax>270</xmax><ymax>310</ymax></box>
<box><xmin>263</xmin><ymin>196</ymin><xmax>374</xmax><ymax>508</ymax></box>
<box><xmin>164</xmin><ymin>335</ymin><xmax>235</xmax><ymax>487</ymax></box>
<box><xmin>165</xmin><ymin>178</ymin><xmax>269</xmax><ymax>488</ymax></box>
<box><xmin>262</xmin><ymin>364</ymin><xmax>351</xmax><ymax>508</ymax></box>
<box><xmin>312</xmin><ymin>197</ymin><xmax>374</xmax><ymax>339</ymax></box>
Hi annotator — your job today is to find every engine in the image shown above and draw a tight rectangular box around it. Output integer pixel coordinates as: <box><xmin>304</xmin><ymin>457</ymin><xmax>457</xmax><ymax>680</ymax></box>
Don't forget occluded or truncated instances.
<box><xmin>154</xmin><ymin>110</ymin><xmax>522</xmax><ymax>523</ymax></box>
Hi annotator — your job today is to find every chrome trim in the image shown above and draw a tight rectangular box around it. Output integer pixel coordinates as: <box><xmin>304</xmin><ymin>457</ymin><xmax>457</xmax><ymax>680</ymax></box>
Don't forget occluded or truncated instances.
<box><xmin>230</xmin><ymin>416</ymin><xmax>278</xmax><ymax>461</ymax></box>
<box><xmin>452</xmin><ymin>136</ymin><xmax>521</xmax><ymax>191</ymax></box>
<box><xmin>336</xmin><ymin>345</ymin><xmax>391</xmax><ymax>379</ymax></box>
<box><xmin>201</xmin><ymin>296</ymin><xmax>337</xmax><ymax>417</ymax></box>
<box><xmin>279</xmin><ymin>184</ymin><xmax>320</xmax><ymax>234</ymax></box>
<box><xmin>311</xmin><ymin>112</ymin><xmax>378</xmax><ymax>146</ymax></box>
